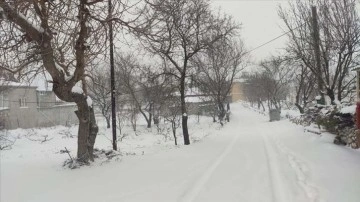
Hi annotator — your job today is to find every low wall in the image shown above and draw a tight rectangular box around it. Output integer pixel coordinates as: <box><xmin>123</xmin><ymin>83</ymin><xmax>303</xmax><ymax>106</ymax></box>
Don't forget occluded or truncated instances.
<box><xmin>37</xmin><ymin>104</ymin><xmax>78</xmax><ymax>127</ymax></box>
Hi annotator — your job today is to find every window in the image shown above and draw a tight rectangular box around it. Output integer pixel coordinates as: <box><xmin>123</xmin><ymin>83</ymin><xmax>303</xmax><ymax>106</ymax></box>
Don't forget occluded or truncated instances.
<box><xmin>38</xmin><ymin>91</ymin><xmax>48</xmax><ymax>96</ymax></box>
<box><xmin>0</xmin><ymin>93</ymin><xmax>8</xmax><ymax>109</ymax></box>
<box><xmin>19</xmin><ymin>97</ymin><xmax>27</xmax><ymax>108</ymax></box>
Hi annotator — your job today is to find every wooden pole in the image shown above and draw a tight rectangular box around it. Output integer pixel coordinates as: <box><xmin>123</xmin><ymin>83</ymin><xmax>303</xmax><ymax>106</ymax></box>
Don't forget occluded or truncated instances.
<box><xmin>108</xmin><ymin>0</ymin><xmax>117</xmax><ymax>151</ymax></box>
<box><xmin>311</xmin><ymin>6</ymin><xmax>325</xmax><ymax>105</ymax></box>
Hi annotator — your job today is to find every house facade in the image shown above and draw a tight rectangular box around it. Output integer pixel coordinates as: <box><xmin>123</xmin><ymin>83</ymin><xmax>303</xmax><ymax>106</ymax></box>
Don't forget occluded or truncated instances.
<box><xmin>0</xmin><ymin>84</ymin><xmax>38</xmax><ymax>129</ymax></box>
<box><xmin>0</xmin><ymin>82</ymin><xmax>78</xmax><ymax>130</ymax></box>
<box><xmin>230</xmin><ymin>81</ymin><xmax>245</xmax><ymax>102</ymax></box>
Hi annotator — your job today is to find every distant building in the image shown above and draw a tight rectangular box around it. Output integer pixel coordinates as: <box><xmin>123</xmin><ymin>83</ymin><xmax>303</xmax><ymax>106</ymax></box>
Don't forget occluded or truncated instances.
<box><xmin>0</xmin><ymin>80</ymin><xmax>78</xmax><ymax>130</ymax></box>
<box><xmin>184</xmin><ymin>88</ymin><xmax>213</xmax><ymax>115</ymax></box>
<box><xmin>230</xmin><ymin>81</ymin><xmax>245</xmax><ymax>102</ymax></box>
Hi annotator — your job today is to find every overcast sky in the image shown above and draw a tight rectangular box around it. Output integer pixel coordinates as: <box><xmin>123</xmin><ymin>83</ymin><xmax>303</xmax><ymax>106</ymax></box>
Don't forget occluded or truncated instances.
<box><xmin>211</xmin><ymin>0</ymin><xmax>291</xmax><ymax>62</ymax></box>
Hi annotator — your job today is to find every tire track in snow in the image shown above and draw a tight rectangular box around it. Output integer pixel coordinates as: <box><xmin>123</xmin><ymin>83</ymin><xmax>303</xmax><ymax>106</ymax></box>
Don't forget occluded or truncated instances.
<box><xmin>179</xmin><ymin>132</ymin><xmax>240</xmax><ymax>202</ymax></box>
<box><xmin>261</xmin><ymin>133</ymin><xmax>289</xmax><ymax>202</ymax></box>
<box><xmin>269</xmin><ymin>135</ymin><xmax>322</xmax><ymax>202</ymax></box>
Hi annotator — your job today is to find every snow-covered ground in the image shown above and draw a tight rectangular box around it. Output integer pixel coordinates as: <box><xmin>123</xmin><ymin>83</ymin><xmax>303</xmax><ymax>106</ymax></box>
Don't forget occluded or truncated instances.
<box><xmin>1</xmin><ymin>103</ymin><xmax>360</xmax><ymax>202</ymax></box>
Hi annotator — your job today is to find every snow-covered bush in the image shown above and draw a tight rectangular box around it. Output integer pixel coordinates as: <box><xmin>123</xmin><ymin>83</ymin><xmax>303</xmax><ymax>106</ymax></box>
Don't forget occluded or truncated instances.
<box><xmin>291</xmin><ymin>104</ymin><xmax>359</xmax><ymax>148</ymax></box>
<box><xmin>0</xmin><ymin>130</ymin><xmax>16</xmax><ymax>150</ymax></box>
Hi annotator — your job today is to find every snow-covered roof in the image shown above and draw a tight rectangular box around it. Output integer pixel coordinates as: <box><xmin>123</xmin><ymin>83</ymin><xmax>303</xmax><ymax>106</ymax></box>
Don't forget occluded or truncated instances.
<box><xmin>174</xmin><ymin>87</ymin><xmax>207</xmax><ymax>97</ymax></box>
<box><xmin>233</xmin><ymin>78</ymin><xmax>245</xmax><ymax>83</ymax></box>
<box><xmin>171</xmin><ymin>87</ymin><xmax>213</xmax><ymax>103</ymax></box>
<box><xmin>185</xmin><ymin>96</ymin><xmax>212</xmax><ymax>103</ymax></box>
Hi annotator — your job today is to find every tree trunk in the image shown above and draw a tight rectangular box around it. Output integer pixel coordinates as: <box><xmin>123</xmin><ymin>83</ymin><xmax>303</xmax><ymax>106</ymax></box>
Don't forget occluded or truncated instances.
<box><xmin>74</xmin><ymin>96</ymin><xmax>98</xmax><ymax>163</ymax></box>
<box><xmin>327</xmin><ymin>88</ymin><xmax>335</xmax><ymax>105</ymax></box>
<box><xmin>226</xmin><ymin>113</ymin><xmax>230</xmax><ymax>122</ymax></box>
<box><xmin>259</xmin><ymin>100</ymin><xmax>265</xmax><ymax>111</ymax></box>
<box><xmin>337</xmin><ymin>83</ymin><xmax>343</xmax><ymax>103</ymax></box>
<box><xmin>153</xmin><ymin>116</ymin><xmax>159</xmax><ymax>125</ymax></box>
<box><xmin>295</xmin><ymin>103</ymin><xmax>304</xmax><ymax>114</ymax></box>
<box><xmin>180</xmin><ymin>76</ymin><xmax>190</xmax><ymax>145</ymax></box>
<box><xmin>181</xmin><ymin>115</ymin><xmax>189</xmax><ymax>144</ymax></box>
<box><xmin>147</xmin><ymin>113</ymin><xmax>152</xmax><ymax>128</ymax></box>
<box><xmin>172</xmin><ymin>122</ymin><xmax>177</xmax><ymax>146</ymax></box>
<box><xmin>147</xmin><ymin>104</ymin><xmax>153</xmax><ymax>128</ymax></box>
<box><xmin>218</xmin><ymin>102</ymin><xmax>225</xmax><ymax>126</ymax></box>
<box><xmin>106</xmin><ymin>116</ymin><xmax>111</xmax><ymax>129</ymax></box>
<box><xmin>138</xmin><ymin>109</ymin><xmax>151</xmax><ymax>129</ymax></box>
<box><xmin>225</xmin><ymin>103</ymin><xmax>230</xmax><ymax>122</ymax></box>
<box><xmin>88</xmin><ymin>107</ymin><xmax>98</xmax><ymax>160</ymax></box>
<box><xmin>131</xmin><ymin>111</ymin><xmax>137</xmax><ymax>132</ymax></box>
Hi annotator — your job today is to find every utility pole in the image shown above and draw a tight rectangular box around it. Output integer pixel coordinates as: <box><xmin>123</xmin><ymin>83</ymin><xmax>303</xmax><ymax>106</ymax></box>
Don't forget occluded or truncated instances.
<box><xmin>311</xmin><ymin>6</ymin><xmax>325</xmax><ymax>105</ymax></box>
<box><xmin>108</xmin><ymin>0</ymin><xmax>117</xmax><ymax>151</ymax></box>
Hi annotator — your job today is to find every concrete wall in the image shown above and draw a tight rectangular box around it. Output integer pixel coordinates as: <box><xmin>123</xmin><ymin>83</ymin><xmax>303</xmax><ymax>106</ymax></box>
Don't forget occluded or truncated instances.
<box><xmin>37</xmin><ymin>104</ymin><xmax>78</xmax><ymax>127</ymax></box>
<box><xmin>1</xmin><ymin>87</ymin><xmax>78</xmax><ymax>130</ymax></box>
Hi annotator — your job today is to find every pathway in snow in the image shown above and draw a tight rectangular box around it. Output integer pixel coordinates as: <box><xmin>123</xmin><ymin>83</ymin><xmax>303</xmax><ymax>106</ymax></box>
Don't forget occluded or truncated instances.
<box><xmin>2</xmin><ymin>103</ymin><xmax>360</xmax><ymax>202</ymax></box>
<box><xmin>177</xmin><ymin>104</ymin><xmax>318</xmax><ymax>202</ymax></box>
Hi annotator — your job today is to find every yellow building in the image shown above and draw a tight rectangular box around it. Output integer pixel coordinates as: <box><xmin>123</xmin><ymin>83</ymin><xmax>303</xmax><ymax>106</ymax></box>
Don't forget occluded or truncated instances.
<box><xmin>230</xmin><ymin>81</ymin><xmax>244</xmax><ymax>102</ymax></box>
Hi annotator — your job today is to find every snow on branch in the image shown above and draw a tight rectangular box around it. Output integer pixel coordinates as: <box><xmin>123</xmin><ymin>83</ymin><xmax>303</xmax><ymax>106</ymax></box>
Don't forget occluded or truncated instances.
<box><xmin>0</xmin><ymin>2</ymin><xmax>46</xmax><ymax>43</ymax></box>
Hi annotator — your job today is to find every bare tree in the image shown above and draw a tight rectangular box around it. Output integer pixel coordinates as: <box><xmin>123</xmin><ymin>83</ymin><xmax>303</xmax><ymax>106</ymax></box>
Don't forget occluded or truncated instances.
<box><xmin>116</xmin><ymin>97</ymin><xmax>129</xmax><ymax>141</ymax></box>
<box><xmin>293</xmin><ymin>60</ymin><xmax>316</xmax><ymax>113</ymax></box>
<box><xmin>137</xmin><ymin>62</ymin><xmax>175</xmax><ymax>128</ymax></box>
<box><xmin>88</xmin><ymin>67</ymin><xmax>111</xmax><ymax>128</ymax></box>
<box><xmin>115</xmin><ymin>53</ymin><xmax>170</xmax><ymax>129</ymax></box>
<box><xmin>243</xmin><ymin>56</ymin><xmax>294</xmax><ymax>112</ymax></box>
<box><xmin>193</xmin><ymin>38</ymin><xmax>245</xmax><ymax>125</ymax></box>
<box><xmin>259</xmin><ymin>56</ymin><xmax>295</xmax><ymax>111</ymax></box>
<box><xmin>133</xmin><ymin>0</ymin><xmax>239</xmax><ymax>145</ymax></box>
<box><xmin>242</xmin><ymin>72</ymin><xmax>267</xmax><ymax>111</ymax></box>
<box><xmin>279</xmin><ymin>0</ymin><xmax>360</xmax><ymax>104</ymax></box>
<box><xmin>163</xmin><ymin>96</ymin><xmax>181</xmax><ymax>146</ymax></box>
<box><xmin>0</xmin><ymin>0</ymin><xmax>139</xmax><ymax>162</ymax></box>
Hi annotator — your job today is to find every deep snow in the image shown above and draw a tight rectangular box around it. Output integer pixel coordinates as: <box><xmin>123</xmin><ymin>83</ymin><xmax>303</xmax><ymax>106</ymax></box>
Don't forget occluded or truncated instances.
<box><xmin>1</xmin><ymin>103</ymin><xmax>360</xmax><ymax>202</ymax></box>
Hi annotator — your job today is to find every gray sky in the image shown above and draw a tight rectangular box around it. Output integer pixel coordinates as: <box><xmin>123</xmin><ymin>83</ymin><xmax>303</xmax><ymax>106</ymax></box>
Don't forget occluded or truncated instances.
<box><xmin>211</xmin><ymin>0</ymin><xmax>291</xmax><ymax>61</ymax></box>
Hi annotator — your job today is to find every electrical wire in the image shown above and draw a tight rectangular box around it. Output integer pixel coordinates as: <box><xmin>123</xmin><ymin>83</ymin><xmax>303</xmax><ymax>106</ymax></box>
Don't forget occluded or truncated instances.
<box><xmin>245</xmin><ymin>22</ymin><xmax>306</xmax><ymax>54</ymax></box>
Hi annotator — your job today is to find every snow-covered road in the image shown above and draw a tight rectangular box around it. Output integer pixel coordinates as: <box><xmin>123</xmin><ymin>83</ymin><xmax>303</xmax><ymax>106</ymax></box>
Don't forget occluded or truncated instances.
<box><xmin>1</xmin><ymin>104</ymin><xmax>360</xmax><ymax>202</ymax></box>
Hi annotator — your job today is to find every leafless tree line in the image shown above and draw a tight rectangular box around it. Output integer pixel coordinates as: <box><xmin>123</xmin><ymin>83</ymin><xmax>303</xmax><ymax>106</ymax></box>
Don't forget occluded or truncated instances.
<box><xmin>242</xmin><ymin>56</ymin><xmax>295</xmax><ymax>112</ymax></box>
<box><xmin>192</xmin><ymin>38</ymin><xmax>246</xmax><ymax>125</ymax></box>
<box><xmin>243</xmin><ymin>0</ymin><xmax>360</xmax><ymax>114</ymax></box>
<box><xmin>279</xmin><ymin>0</ymin><xmax>360</xmax><ymax>104</ymax></box>
<box><xmin>0</xmin><ymin>0</ymin><xmax>245</xmax><ymax>162</ymax></box>
<box><xmin>131</xmin><ymin>0</ymin><xmax>240</xmax><ymax>145</ymax></box>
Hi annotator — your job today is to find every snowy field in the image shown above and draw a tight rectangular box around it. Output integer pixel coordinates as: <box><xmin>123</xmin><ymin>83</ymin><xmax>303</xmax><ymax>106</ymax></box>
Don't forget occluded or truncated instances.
<box><xmin>1</xmin><ymin>103</ymin><xmax>360</xmax><ymax>202</ymax></box>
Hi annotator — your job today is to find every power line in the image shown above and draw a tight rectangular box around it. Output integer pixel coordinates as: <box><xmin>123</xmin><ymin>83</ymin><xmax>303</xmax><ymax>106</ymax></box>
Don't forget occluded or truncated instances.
<box><xmin>245</xmin><ymin>22</ymin><xmax>306</xmax><ymax>54</ymax></box>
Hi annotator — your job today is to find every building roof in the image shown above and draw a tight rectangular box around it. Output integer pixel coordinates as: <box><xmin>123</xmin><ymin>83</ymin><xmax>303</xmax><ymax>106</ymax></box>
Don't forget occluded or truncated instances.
<box><xmin>0</xmin><ymin>79</ymin><xmax>36</xmax><ymax>88</ymax></box>
<box><xmin>185</xmin><ymin>95</ymin><xmax>212</xmax><ymax>103</ymax></box>
<box><xmin>233</xmin><ymin>78</ymin><xmax>246</xmax><ymax>83</ymax></box>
